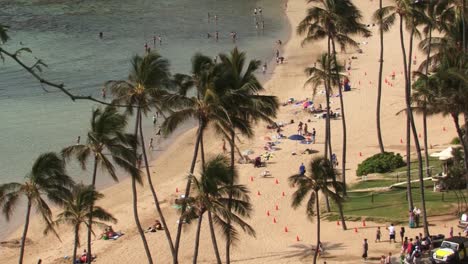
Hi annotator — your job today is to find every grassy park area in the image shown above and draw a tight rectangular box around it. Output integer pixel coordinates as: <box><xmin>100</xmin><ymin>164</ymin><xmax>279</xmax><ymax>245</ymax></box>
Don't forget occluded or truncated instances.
<box><xmin>329</xmin><ymin>158</ymin><xmax>467</xmax><ymax>223</ymax></box>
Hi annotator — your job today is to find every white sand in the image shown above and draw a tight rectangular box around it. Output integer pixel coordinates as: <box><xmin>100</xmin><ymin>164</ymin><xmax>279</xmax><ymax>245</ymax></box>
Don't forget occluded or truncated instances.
<box><xmin>0</xmin><ymin>0</ymin><xmax>460</xmax><ymax>263</ymax></box>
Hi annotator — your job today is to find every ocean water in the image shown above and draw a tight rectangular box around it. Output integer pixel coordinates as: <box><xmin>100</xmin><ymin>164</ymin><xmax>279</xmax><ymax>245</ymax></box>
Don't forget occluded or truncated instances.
<box><xmin>0</xmin><ymin>0</ymin><xmax>289</xmax><ymax>239</ymax></box>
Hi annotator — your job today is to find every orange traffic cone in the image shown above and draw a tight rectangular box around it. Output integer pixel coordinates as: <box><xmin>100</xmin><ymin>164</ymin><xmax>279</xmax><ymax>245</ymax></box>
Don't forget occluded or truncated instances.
<box><xmin>296</xmin><ymin>235</ymin><xmax>300</xmax><ymax>242</ymax></box>
<box><xmin>336</xmin><ymin>221</ymin><xmax>340</xmax><ymax>226</ymax></box>
<box><xmin>282</xmin><ymin>191</ymin><xmax>285</xmax><ymax>197</ymax></box>
<box><xmin>354</xmin><ymin>227</ymin><xmax>358</xmax><ymax>233</ymax></box>
<box><xmin>276</xmin><ymin>204</ymin><xmax>279</xmax><ymax>211</ymax></box>
<box><xmin>362</xmin><ymin>220</ymin><xmax>366</xmax><ymax>227</ymax></box>
<box><xmin>275</xmin><ymin>179</ymin><xmax>279</xmax><ymax>184</ymax></box>
<box><xmin>176</xmin><ymin>187</ymin><xmax>179</xmax><ymax>193</ymax></box>
<box><xmin>257</xmin><ymin>191</ymin><xmax>261</xmax><ymax>196</ymax></box>
<box><xmin>284</xmin><ymin>226</ymin><xmax>289</xmax><ymax>233</ymax></box>
<box><xmin>267</xmin><ymin>210</ymin><xmax>270</xmax><ymax>216</ymax></box>
<box><xmin>250</xmin><ymin>176</ymin><xmax>254</xmax><ymax>182</ymax></box>
<box><xmin>273</xmin><ymin>217</ymin><xmax>277</xmax><ymax>224</ymax></box>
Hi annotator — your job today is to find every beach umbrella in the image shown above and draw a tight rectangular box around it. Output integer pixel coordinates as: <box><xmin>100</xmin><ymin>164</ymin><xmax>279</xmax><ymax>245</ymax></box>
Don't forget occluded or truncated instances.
<box><xmin>288</xmin><ymin>134</ymin><xmax>305</xmax><ymax>141</ymax></box>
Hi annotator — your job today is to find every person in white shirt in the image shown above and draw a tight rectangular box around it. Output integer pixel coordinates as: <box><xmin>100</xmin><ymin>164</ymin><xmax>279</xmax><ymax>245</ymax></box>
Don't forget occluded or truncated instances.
<box><xmin>388</xmin><ymin>223</ymin><xmax>396</xmax><ymax>243</ymax></box>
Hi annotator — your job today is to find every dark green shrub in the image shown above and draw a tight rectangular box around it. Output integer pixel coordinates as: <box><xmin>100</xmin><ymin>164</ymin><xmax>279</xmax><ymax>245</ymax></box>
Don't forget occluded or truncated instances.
<box><xmin>451</xmin><ymin>137</ymin><xmax>460</xmax><ymax>145</ymax></box>
<box><xmin>356</xmin><ymin>152</ymin><xmax>405</xmax><ymax>176</ymax></box>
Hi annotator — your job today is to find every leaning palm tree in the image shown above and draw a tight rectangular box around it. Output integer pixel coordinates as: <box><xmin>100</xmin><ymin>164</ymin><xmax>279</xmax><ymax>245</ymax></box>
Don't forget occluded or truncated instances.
<box><xmin>183</xmin><ymin>155</ymin><xmax>255</xmax><ymax>264</ymax></box>
<box><xmin>162</xmin><ymin>53</ymin><xmax>230</xmax><ymax>260</ymax></box>
<box><xmin>0</xmin><ymin>152</ymin><xmax>74</xmax><ymax>264</ymax></box>
<box><xmin>304</xmin><ymin>53</ymin><xmax>347</xmax><ymax>229</ymax></box>
<box><xmin>48</xmin><ymin>184</ymin><xmax>116</xmax><ymax>264</ymax></box>
<box><xmin>106</xmin><ymin>52</ymin><xmax>175</xmax><ymax>263</ymax></box>
<box><xmin>216</xmin><ymin>47</ymin><xmax>279</xmax><ymax>263</ymax></box>
<box><xmin>289</xmin><ymin>156</ymin><xmax>344</xmax><ymax>264</ymax></box>
<box><xmin>61</xmin><ymin>105</ymin><xmax>137</xmax><ymax>262</ymax></box>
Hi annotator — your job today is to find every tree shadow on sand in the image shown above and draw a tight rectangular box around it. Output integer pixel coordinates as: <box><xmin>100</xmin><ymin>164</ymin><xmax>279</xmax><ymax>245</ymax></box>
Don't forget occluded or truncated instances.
<box><xmin>282</xmin><ymin>242</ymin><xmax>344</xmax><ymax>261</ymax></box>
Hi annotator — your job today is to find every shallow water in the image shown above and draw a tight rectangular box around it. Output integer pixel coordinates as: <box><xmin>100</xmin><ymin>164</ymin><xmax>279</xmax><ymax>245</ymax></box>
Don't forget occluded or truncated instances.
<box><xmin>0</xmin><ymin>0</ymin><xmax>289</xmax><ymax>239</ymax></box>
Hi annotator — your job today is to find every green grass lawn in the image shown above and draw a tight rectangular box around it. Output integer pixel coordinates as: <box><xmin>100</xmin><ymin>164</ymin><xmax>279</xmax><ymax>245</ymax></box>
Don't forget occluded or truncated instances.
<box><xmin>330</xmin><ymin>158</ymin><xmax>464</xmax><ymax>223</ymax></box>
<box><xmin>331</xmin><ymin>189</ymin><xmax>464</xmax><ymax>223</ymax></box>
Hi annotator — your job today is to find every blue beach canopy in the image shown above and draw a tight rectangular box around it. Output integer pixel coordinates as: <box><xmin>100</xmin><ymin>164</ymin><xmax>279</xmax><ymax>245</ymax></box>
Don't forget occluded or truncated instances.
<box><xmin>288</xmin><ymin>134</ymin><xmax>305</xmax><ymax>141</ymax></box>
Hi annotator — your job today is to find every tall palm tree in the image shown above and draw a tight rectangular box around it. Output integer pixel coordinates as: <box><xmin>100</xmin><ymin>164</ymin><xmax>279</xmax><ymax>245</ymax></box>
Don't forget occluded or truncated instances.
<box><xmin>61</xmin><ymin>106</ymin><xmax>137</xmax><ymax>262</ymax></box>
<box><xmin>298</xmin><ymin>0</ymin><xmax>370</xmax><ymax>197</ymax></box>
<box><xmin>304</xmin><ymin>53</ymin><xmax>347</xmax><ymax>229</ymax></box>
<box><xmin>0</xmin><ymin>152</ymin><xmax>74</xmax><ymax>264</ymax></box>
<box><xmin>375</xmin><ymin>0</ymin><xmax>416</xmax><ymax>211</ymax></box>
<box><xmin>183</xmin><ymin>155</ymin><xmax>255</xmax><ymax>264</ymax></box>
<box><xmin>377</xmin><ymin>0</ymin><xmax>386</xmax><ymax>154</ymax></box>
<box><xmin>162</xmin><ymin>53</ymin><xmax>230</xmax><ymax>260</ymax></box>
<box><xmin>47</xmin><ymin>184</ymin><xmax>116</xmax><ymax>264</ymax></box>
<box><xmin>216</xmin><ymin>48</ymin><xmax>279</xmax><ymax>263</ymax></box>
<box><xmin>106</xmin><ymin>52</ymin><xmax>176</xmax><ymax>262</ymax></box>
<box><xmin>289</xmin><ymin>156</ymin><xmax>344</xmax><ymax>264</ymax></box>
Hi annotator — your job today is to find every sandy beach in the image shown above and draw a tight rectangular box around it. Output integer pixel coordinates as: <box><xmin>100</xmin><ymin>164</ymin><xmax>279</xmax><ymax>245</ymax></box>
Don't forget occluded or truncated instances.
<box><xmin>0</xmin><ymin>0</ymin><xmax>461</xmax><ymax>263</ymax></box>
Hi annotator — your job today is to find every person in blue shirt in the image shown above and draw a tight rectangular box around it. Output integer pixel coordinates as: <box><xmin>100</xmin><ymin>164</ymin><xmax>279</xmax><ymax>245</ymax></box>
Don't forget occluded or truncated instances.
<box><xmin>299</xmin><ymin>163</ymin><xmax>306</xmax><ymax>175</ymax></box>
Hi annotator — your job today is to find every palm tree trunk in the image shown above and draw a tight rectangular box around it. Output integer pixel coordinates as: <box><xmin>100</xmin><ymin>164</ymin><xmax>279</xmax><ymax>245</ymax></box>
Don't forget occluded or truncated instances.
<box><xmin>208</xmin><ymin>211</ymin><xmax>222</xmax><ymax>264</ymax></box>
<box><xmin>137</xmin><ymin>110</ymin><xmax>176</xmax><ymax>260</ymax></box>
<box><xmin>131</xmin><ymin>166</ymin><xmax>153</xmax><ymax>263</ymax></box>
<box><xmin>132</xmin><ymin>108</ymin><xmax>153</xmax><ymax>264</ymax></box>
<box><xmin>423</xmin><ymin>109</ymin><xmax>430</xmax><ymax>176</ymax></box>
<box><xmin>409</xmin><ymin>103</ymin><xmax>430</xmax><ymax>237</ymax></box>
<box><xmin>73</xmin><ymin>224</ymin><xmax>79</xmax><ymax>264</ymax></box>
<box><xmin>423</xmin><ymin>27</ymin><xmax>432</xmax><ymax>178</ymax></box>
<box><xmin>331</xmin><ymin>39</ymin><xmax>348</xmax><ymax>198</ymax></box>
<box><xmin>376</xmin><ymin>0</ymin><xmax>385</xmax><ymax>153</ymax></box>
<box><xmin>18</xmin><ymin>199</ymin><xmax>32</xmax><ymax>264</ymax></box>
<box><xmin>200</xmin><ymin>132</ymin><xmax>206</xmax><ymax>171</ymax></box>
<box><xmin>452</xmin><ymin>113</ymin><xmax>468</xmax><ymax>171</ymax></box>
<box><xmin>407</xmin><ymin>21</ymin><xmax>430</xmax><ymax>237</ymax></box>
<box><xmin>193</xmin><ymin>213</ymin><xmax>204</xmax><ymax>264</ymax></box>
<box><xmin>313</xmin><ymin>191</ymin><xmax>320</xmax><ymax>264</ymax></box>
<box><xmin>86</xmin><ymin>158</ymin><xmax>98</xmax><ymax>264</ymax></box>
<box><xmin>226</xmin><ymin>129</ymin><xmax>235</xmax><ymax>264</ymax></box>
<box><xmin>399</xmin><ymin>14</ymin><xmax>414</xmax><ymax>211</ymax></box>
<box><xmin>174</xmin><ymin>121</ymin><xmax>204</xmax><ymax>258</ymax></box>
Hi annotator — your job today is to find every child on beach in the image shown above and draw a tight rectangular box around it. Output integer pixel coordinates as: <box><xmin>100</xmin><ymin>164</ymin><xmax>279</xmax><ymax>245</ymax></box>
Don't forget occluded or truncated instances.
<box><xmin>376</xmin><ymin>227</ymin><xmax>381</xmax><ymax>242</ymax></box>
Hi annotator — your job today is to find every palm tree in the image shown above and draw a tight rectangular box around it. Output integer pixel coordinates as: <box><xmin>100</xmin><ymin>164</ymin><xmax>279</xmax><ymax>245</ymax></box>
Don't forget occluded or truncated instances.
<box><xmin>216</xmin><ymin>48</ymin><xmax>279</xmax><ymax>263</ymax></box>
<box><xmin>183</xmin><ymin>155</ymin><xmax>255</xmax><ymax>264</ymax></box>
<box><xmin>375</xmin><ymin>0</ymin><xmax>417</xmax><ymax>211</ymax></box>
<box><xmin>162</xmin><ymin>53</ymin><xmax>230</xmax><ymax>260</ymax></box>
<box><xmin>288</xmin><ymin>156</ymin><xmax>344</xmax><ymax>264</ymax></box>
<box><xmin>0</xmin><ymin>152</ymin><xmax>74</xmax><ymax>264</ymax></box>
<box><xmin>61</xmin><ymin>106</ymin><xmax>137</xmax><ymax>262</ymax></box>
<box><xmin>377</xmin><ymin>0</ymin><xmax>386</xmax><ymax>154</ymax></box>
<box><xmin>48</xmin><ymin>184</ymin><xmax>116</xmax><ymax>264</ymax></box>
<box><xmin>304</xmin><ymin>53</ymin><xmax>347</xmax><ymax>229</ymax></box>
<box><xmin>106</xmin><ymin>52</ymin><xmax>176</xmax><ymax>262</ymax></box>
<box><xmin>298</xmin><ymin>0</ymin><xmax>370</xmax><ymax>198</ymax></box>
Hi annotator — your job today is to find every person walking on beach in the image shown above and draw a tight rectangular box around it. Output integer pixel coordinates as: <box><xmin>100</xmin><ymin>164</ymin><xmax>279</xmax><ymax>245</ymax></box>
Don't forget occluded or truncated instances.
<box><xmin>276</xmin><ymin>49</ymin><xmax>280</xmax><ymax>58</ymax></box>
<box><xmin>312</xmin><ymin>128</ymin><xmax>316</xmax><ymax>143</ymax></box>
<box><xmin>388</xmin><ymin>224</ymin><xmax>396</xmax><ymax>243</ymax></box>
<box><xmin>303</xmin><ymin>123</ymin><xmax>308</xmax><ymax>135</ymax></box>
<box><xmin>375</xmin><ymin>227</ymin><xmax>381</xmax><ymax>242</ymax></box>
<box><xmin>153</xmin><ymin>114</ymin><xmax>157</xmax><ymax>125</ymax></box>
<box><xmin>76</xmin><ymin>136</ymin><xmax>81</xmax><ymax>145</ymax></box>
<box><xmin>149</xmin><ymin>138</ymin><xmax>154</xmax><ymax>150</ymax></box>
<box><xmin>400</xmin><ymin>227</ymin><xmax>405</xmax><ymax>243</ymax></box>
<box><xmin>299</xmin><ymin>163</ymin><xmax>306</xmax><ymax>175</ymax></box>
<box><xmin>262</xmin><ymin>62</ymin><xmax>267</xmax><ymax>74</ymax></box>
<box><xmin>215</xmin><ymin>31</ymin><xmax>219</xmax><ymax>41</ymax></box>
<box><xmin>362</xmin><ymin>238</ymin><xmax>368</xmax><ymax>261</ymax></box>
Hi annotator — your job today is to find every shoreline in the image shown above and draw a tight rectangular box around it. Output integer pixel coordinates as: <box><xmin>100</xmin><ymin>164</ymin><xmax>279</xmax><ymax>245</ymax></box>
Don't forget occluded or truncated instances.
<box><xmin>0</xmin><ymin>0</ymin><xmax>461</xmax><ymax>263</ymax></box>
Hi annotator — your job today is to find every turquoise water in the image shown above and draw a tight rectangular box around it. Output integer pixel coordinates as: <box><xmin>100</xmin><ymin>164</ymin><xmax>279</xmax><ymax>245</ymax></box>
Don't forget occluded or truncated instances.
<box><xmin>0</xmin><ymin>0</ymin><xmax>289</xmax><ymax>238</ymax></box>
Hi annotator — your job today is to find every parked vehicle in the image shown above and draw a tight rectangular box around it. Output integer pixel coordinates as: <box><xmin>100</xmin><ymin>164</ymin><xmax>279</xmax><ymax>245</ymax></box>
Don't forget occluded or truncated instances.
<box><xmin>431</xmin><ymin>237</ymin><xmax>468</xmax><ymax>264</ymax></box>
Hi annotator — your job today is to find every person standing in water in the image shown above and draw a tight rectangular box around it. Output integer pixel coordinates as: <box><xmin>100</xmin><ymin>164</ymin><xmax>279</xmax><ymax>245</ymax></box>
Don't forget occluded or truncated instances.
<box><xmin>158</xmin><ymin>35</ymin><xmax>162</xmax><ymax>45</ymax></box>
<box><xmin>215</xmin><ymin>31</ymin><xmax>219</xmax><ymax>42</ymax></box>
<box><xmin>76</xmin><ymin>136</ymin><xmax>81</xmax><ymax>145</ymax></box>
<box><xmin>153</xmin><ymin>35</ymin><xmax>157</xmax><ymax>47</ymax></box>
<box><xmin>262</xmin><ymin>62</ymin><xmax>267</xmax><ymax>74</ymax></box>
<box><xmin>99</xmin><ymin>32</ymin><xmax>103</xmax><ymax>39</ymax></box>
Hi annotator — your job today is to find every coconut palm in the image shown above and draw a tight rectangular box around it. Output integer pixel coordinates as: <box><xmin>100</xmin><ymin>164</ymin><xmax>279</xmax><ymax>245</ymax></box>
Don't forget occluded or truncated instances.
<box><xmin>48</xmin><ymin>184</ymin><xmax>116</xmax><ymax>264</ymax></box>
<box><xmin>183</xmin><ymin>155</ymin><xmax>255</xmax><ymax>264</ymax></box>
<box><xmin>105</xmin><ymin>52</ymin><xmax>175</xmax><ymax>262</ymax></box>
<box><xmin>215</xmin><ymin>47</ymin><xmax>279</xmax><ymax>263</ymax></box>
<box><xmin>304</xmin><ymin>53</ymin><xmax>347</xmax><ymax>229</ymax></box>
<box><xmin>374</xmin><ymin>0</ymin><xmax>418</xmax><ymax>211</ymax></box>
<box><xmin>61</xmin><ymin>105</ymin><xmax>137</xmax><ymax>262</ymax></box>
<box><xmin>0</xmin><ymin>152</ymin><xmax>74</xmax><ymax>264</ymax></box>
<box><xmin>162</xmin><ymin>53</ymin><xmax>230</xmax><ymax>260</ymax></box>
<box><xmin>289</xmin><ymin>156</ymin><xmax>344</xmax><ymax>264</ymax></box>
<box><xmin>298</xmin><ymin>0</ymin><xmax>370</xmax><ymax>199</ymax></box>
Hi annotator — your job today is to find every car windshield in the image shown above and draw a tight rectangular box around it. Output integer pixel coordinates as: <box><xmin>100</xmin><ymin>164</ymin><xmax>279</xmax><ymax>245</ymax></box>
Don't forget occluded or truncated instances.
<box><xmin>441</xmin><ymin>242</ymin><xmax>459</xmax><ymax>251</ymax></box>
